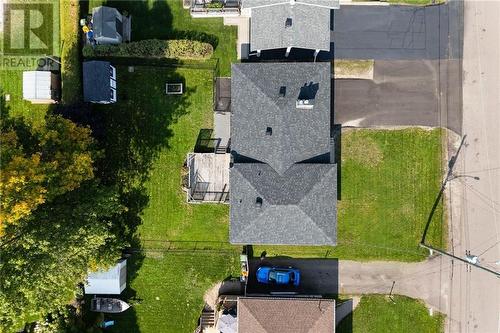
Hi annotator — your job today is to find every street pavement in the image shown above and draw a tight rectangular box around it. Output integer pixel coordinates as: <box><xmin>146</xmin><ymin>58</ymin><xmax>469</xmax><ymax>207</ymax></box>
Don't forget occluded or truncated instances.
<box><xmin>446</xmin><ymin>0</ymin><xmax>500</xmax><ymax>332</ymax></box>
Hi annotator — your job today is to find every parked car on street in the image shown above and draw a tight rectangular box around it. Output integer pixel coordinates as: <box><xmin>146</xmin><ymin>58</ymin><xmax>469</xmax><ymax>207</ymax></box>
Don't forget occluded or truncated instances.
<box><xmin>256</xmin><ymin>266</ymin><xmax>301</xmax><ymax>287</ymax></box>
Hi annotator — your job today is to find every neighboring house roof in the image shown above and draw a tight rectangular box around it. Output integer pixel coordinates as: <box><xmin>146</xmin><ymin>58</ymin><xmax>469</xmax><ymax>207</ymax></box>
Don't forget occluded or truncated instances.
<box><xmin>230</xmin><ymin>163</ymin><xmax>337</xmax><ymax>245</ymax></box>
<box><xmin>83</xmin><ymin>61</ymin><xmax>111</xmax><ymax>102</ymax></box>
<box><xmin>242</xmin><ymin>0</ymin><xmax>340</xmax><ymax>9</ymax></box>
<box><xmin>84</xmin><ymin>259</ymin><xmax>127</xmax><ymax>295</ymax></box>
<box><xmin>238</xmin><ymin>297</ymin><xmax>336</xmax><ymax>333</ymax></box>
<box><xmin>231</xmin><ymin>62</ymin><xmax>331</xmax><ymax>175</ymax></box>
<box><xmin>22</xmin><ymin>71</ymin><xmax>53</xmax><ymax>100</ymax></box>
<box><xmin>92</xmin><ymin>6</ymin><xmax>123</xmax><ymax>43</ymax></box>
<box><xmin>249</xmin><ymin>3</ymin><xmax>331</xmax><ymax>51</ymax></box>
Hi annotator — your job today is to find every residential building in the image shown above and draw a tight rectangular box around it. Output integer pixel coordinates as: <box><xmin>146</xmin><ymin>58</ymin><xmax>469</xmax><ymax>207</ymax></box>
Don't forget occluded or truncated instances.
<box><xmin>229</xmin><ymin>62</ymin><xmax>337</xmax><ymax>246</ymax></box>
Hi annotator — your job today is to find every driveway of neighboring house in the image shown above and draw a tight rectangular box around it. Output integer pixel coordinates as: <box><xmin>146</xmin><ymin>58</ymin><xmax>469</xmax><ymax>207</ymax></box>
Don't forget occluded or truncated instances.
<box><xmin>338</xmin><ymin>256</ymin><xmax>453</xmax><ymax>316</ymax></box>
<box><xmin>246</xmin><ymin>258</ymin><xmax>339</xmax><ymax>296</ymax></box>
<box><xmin>332</xmin><ymin>3</ymin><xmax>455</xmax><ymax>60</ymax></box>
<box><xmin>332</xmin><ymin>1</ymin><xmax>463</xmax><ymax>134</ymax></box>
<box><xmin>334</xmin><ymin>59</ymin><xmax>462</xmax><ymax>134</ymax></box>
<box><xmin>244</xmin><ymin>256</ymin><xmax>453</xmax><ymax>316</ymax></box>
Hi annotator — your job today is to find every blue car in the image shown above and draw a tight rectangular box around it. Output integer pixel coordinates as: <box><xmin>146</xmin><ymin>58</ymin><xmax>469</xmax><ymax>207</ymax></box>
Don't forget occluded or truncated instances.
<box><xmin>256</xmin><ymin>266</ymin><xmax>301</xmax><ymax>287</ymax></box>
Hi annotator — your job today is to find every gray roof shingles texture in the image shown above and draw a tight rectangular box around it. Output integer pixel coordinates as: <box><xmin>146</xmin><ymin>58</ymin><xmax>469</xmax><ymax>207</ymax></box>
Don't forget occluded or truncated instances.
<box><xmin>83</xmin><ymin>61</ymin><xmax>111</xmax><ymax>102</ymax></box>
<box><xmin>230</xmin><ymin>163</ymin><xmax>337</xmax><ymax>245</ymax></box>
<box><xmin>92</xmin><ymin>6</ymin><xmax>122</xmax><ymax>40</ymax></box>
<box><xmin>231</xmin><ymin>62</ymin><xmax>331</xmax><ymax>175</ymax></box>
<box><xmin>230</xmin><ymin>62</ymin><xmax>336</xmax><ymax>246</ymax></box>
<box><xmin>250</xmin><ymin>3</ymin><xmax>331</xmax><ymax>51</ymax></box>
<box><xmin>237</xmin><ymin>297</ymin><xmax>335</xmax><ymax>333</ymax></box>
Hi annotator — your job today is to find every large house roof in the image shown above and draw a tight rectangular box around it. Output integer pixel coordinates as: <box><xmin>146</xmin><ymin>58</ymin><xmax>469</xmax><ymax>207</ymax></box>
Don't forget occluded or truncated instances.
<box><xmin>230</xmin><ymin>163</ymin><xmax>337</xmax><ymax>245</ymax></box>
<box><xmin>250</xmin><ymin>3</ymin><xmax>331</xmax><ymax>51</ymax></box>
<box><xmin>231</xmin><ymin>62</ymin><xmax>331</xmax><ymax>175</ymax></box>
<box><xmin>83</xmin><ymin>61</ymin><xmax>111</xmax><ymax>102</ymax></box>
<box><xmin>238</xmin><ymin>297</ymin><xmax>336</xmax><ymax>333</ymax></box>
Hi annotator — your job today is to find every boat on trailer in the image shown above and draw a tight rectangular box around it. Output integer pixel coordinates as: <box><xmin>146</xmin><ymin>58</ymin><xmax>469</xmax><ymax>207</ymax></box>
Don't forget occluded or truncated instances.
<box><xmin>90</xmin><ymin>297</ymin><xmax>130</xmax><ymax>313</ymax></box>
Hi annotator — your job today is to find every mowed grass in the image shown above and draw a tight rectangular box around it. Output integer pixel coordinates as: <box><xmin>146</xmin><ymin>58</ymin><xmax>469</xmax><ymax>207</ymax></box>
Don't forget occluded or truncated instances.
<box><xmin>0</xmin><ymin>71</ymin><xmax>50</xmax><ymax>125</ymax></box>
<box><xmin>87</xmin><ymin>0</ymin><xmax>237</xmax><ymax>75</ymax></box>
<box><xmin>137</xmin><ymin>67</ymin><xmax>229</xmax><ymax>242</ymax></box>
<box><xmin>59</xmin><ymin>0</ymin><xmax>82</xmax><ymax>104</ymax></box>
<box><xmin>102</xmin><ymin>252</ymin><xmax>239</xmax><ymax>333</ymax></box>
<box><xmin>90</xmin><ymin>66</ymin><xmax>235</xmax><ymax>332</ymax></box>
<box><xmin>255</xmin><ymin>128</ymin><xmax>445</xmax><ymax>262</ymax></box>
<box><xmin>337</xmin><ymin>295</ymin><xmax>444</xmax><ymax>333</ymax></box>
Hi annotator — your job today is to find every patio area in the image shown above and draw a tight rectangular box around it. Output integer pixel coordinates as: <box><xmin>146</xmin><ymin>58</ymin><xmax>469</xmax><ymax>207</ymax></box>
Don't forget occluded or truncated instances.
<box><xmin>186</xmin><ymin>153</ymin><xmax>230</xmax><ymax>203</ymax></box>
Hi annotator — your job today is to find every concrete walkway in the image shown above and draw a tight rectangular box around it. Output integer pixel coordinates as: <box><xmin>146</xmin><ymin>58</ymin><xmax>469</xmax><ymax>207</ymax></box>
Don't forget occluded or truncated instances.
<box><xmin>338</xmin><ymin>256</ymin><xmax>455</xmax><ymax>315</ymax></box>
<box><xmin>224</xmin><ymin>16</ymin><xmax>250</xmax><ymax>60</ymax></box>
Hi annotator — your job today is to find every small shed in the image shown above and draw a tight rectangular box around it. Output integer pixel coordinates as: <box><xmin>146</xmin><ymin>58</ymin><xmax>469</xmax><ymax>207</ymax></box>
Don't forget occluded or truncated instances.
<box><xmin>22</xmin><ymin>71</ymin><xmax>59</xmax><ymax>104</ymax></box>
<box><xmin>83</xmin><ymin>61</ymin><xmax>117</xmax><ymax>104</ymax></box>
<box><xmin>84</xmin><ymin>259</ymin><xmax>127</xmax><ymax>295</ymax></box>
<box><xmin>91</xmin><ymin>6</ymin><xmax>131</xmax><ymax>44</ymax></box>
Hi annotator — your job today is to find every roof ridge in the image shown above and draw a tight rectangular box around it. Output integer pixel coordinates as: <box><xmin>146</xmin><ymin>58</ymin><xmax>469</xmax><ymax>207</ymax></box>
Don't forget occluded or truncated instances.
<box><xmin>295</xmin><ymin>204</ymin><xmax>334</xmax><ymax>243</ymax></box>
<box><xmin>298</xmin><ymin>164</ymin><xmax>336</xmax><ymax>201</ymax></box>
<box><xmin>297</xmin><ymin>165</ymin><xmax>337</xmax><ymax>244</ymax></box>
<box><xmin>239</xmin><ymin>299</ymin><xmax>269</xmax><ymax>333</ymax></box>
<box><xmin>234</xmin><ymin>65</ymin><xmax>280</xmax><ymax>110</ymax></box>
<box><xmin>307</xmin><ymin>299</ymin><xmax>335</xmax><ymax>333</ymax></box>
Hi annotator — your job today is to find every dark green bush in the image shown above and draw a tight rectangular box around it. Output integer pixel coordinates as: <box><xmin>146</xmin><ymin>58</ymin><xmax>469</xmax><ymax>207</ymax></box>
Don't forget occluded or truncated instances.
<box><xmin>83</xmin><ymin>39</ymin><xmax>213</xmax><ymax>60</ymax></box>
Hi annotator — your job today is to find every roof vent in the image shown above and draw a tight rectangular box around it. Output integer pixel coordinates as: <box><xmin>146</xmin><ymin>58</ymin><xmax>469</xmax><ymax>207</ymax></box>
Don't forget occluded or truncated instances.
<box><xmin>279</xmin><ymin>86</ymin><xmax>286</xmax><ymax>97</ymax></box>
<box><xmin>285</xmin><ymin>18</ymin><xmax>292</xmax><ymax>28</ymax></box>
<box><xmin>255</xmin><ymin>197</ymin><xmax>263</xmax><ymax>207</ymax></box>
<box><xmin>266</xmin><ymin>127</ymin><xmax>272</xmax><ymax>136</ymax></box>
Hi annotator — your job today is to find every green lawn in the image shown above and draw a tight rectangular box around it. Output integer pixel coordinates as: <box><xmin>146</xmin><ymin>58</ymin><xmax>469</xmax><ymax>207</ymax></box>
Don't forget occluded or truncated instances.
<box><xmin>338</xmin><ymin>295</ymin><xmax>444</xmax><ymax>333</ymax></box>
<box><xmin>60</xmin><ymin>0</ymin><xmax>82</xmax><ymax>104</ymax></box>
<box><xmin>100</xmin><ymin>252</ymin><xmax>238</xmax><ymax>333</ymax></box>
<box><xmin>0</xmin><ymin>71</ymin><xmax>51</xmax><ymax>125</ymax></box>
<box><xmin>87</xmin><ymin>0</ymin><xmax>237</xmax><ymax>76</ymax></box>
<box><xmin>255</xmin><ymin>128</ymin><xmax>445</xmax><ymax>262</ymax></box>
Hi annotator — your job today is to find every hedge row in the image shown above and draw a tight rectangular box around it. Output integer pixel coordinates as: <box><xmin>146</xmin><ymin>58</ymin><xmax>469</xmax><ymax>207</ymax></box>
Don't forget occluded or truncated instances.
<box><xmin>83</xmin><ymin>39</ymin><xmax>213</xmax><ymax>60</ymax></box>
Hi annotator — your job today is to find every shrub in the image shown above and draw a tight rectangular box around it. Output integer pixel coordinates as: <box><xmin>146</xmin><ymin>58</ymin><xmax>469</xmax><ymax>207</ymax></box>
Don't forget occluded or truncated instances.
<box><xmin>83</xmin><ymin>39</ymin><xmax>213</xmax><ymax>60</ymax></box>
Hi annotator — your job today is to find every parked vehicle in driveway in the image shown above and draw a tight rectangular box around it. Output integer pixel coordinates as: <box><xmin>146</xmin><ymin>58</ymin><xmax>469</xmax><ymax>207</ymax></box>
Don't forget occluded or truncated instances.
<box><xmin>256</xmin><ymin>266</ymin><xmax>301</xmax><ymax>287</ymax></box>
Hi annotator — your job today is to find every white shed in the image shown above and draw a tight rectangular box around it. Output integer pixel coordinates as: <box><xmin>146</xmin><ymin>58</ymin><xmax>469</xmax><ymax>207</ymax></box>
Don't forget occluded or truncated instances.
<box><xmin>84</xmin><ymin>259</ymin><xmax>127</xmax><ymax>295</ymax></box>
<box><xmin>22</xmin><ymin>71</ymin><xmax>59</xmax><ymax>104</ymax></box>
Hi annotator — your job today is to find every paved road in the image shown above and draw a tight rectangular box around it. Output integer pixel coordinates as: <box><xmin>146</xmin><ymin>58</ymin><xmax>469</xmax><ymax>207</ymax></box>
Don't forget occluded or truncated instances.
<box><xmin>332</xmin><ymin>2</ymin><xmax>459</xmax><ymax>60</ymax></box>
<box><xmin>446</xmin><ymin>1</ymin><xmax>500</xmax><ymax>332</ymax></box>
<box><xmin>334</xmin><ymin>59</ymin><xmax>461</xmax><ymax>133</ymax></box>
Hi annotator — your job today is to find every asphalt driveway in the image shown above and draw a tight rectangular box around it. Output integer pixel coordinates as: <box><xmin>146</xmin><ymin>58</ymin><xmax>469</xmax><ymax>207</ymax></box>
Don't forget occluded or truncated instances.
<box><xmin>332</xmin><ymin>2</ymin><xmax>462</xmax><ymax>60</ymax></box>
<box><xmin>334</xmin><ymin>59</ymin><xmax>462</xmax><ymax>133</ymax></box>
<box><xmin>246</xmin><ymin>257</ymin><xmax>338</xmax><ymax>296</ymax></box>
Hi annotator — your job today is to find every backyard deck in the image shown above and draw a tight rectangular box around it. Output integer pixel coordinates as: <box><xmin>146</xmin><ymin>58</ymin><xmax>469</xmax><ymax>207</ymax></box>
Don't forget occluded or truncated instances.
<box><xmin>187</xmin><ymin>153</ymin><xmax>230</xmax><ymax>203</ymax></box>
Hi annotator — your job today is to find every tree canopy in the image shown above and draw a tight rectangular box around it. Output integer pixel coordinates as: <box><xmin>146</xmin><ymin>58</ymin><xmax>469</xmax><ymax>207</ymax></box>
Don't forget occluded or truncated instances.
<box><xmin>0</xmin><ymin>115</ymin><xmax>95</xmax><ymax>233</ymax></box>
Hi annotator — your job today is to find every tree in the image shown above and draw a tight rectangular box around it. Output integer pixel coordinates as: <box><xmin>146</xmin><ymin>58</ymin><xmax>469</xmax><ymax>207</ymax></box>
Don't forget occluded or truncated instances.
<box><xmin>0</xmin><ymin>182</ymin><xmax>125</xmax><ymax>331</ymax></box>
<box><xmin>0</xmin><ymin>115</ymin><xmax>95</xmax><ymax>233</ymax></box>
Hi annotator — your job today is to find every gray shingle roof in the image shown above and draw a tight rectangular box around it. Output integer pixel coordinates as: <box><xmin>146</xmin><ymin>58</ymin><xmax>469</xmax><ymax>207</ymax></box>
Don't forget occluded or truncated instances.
<box><xmin>92</xmin><ymin>6</ymin><xmax>123</xmax><ymax>42</ymax></box>
<box><xmin>230</xmin><ymin>163</ymin><xmax>337</xmax><ymax>245</ymax></box>
<box><xmin>237</xmin><ymin>297</ymin><xmax>335</xmax><ymax>333</ymax></box>
<box><xmin>231</xmin><ymin>62</ymin><xmax>331</xmax><ymax>175</ymax></box>
<box><xmin>250</xmin><ymin>3</ymin><xmax>331</xmax><ymax>51</ymax></box>
<box><xmin>83</xmin><ymin>61</ymin><xmax>111</xmax><ymax>102</ymax></box>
